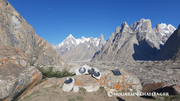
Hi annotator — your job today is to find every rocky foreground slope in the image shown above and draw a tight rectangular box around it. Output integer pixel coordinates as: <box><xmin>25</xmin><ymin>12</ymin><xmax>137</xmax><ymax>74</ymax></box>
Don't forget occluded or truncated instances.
<box><xmin>0</xmin><ymin>0</ymin><xmax>65</xmax><ymax>66</ymax></box>
<box><xmin>16</xmin><ymin>60</ymin><xmax>180</xmax><ymax>101</ymax></box>
<box><xmin>0</xmin><ymin>46</ymin><xmax>42</xmax><ymax>101</ymax></box>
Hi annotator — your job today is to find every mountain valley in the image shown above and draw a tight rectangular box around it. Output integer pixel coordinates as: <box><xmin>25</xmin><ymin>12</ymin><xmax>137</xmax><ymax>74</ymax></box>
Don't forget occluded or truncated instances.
<box><xmin>0</xmin><ymin>0</ymin><xmax>180</xmax><ymax>100</ymax></box>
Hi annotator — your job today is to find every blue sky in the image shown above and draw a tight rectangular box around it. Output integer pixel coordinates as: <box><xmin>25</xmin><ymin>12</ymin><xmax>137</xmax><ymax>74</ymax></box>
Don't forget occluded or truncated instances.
<box><xmin>8</xmin><ymin>0</ymin><xmax>180</xmax><ymax>45</ymax></box>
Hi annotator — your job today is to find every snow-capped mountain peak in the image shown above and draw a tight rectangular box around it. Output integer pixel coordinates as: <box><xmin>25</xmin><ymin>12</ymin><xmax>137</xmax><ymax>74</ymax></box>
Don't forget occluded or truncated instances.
<box><xmin>158</xmin><ymin>23</ymin><xmax>176</xmax><ymax>37</ymax></box>
<box><xmin>68</xmin><ymin>34</ymin><xmax>73</xmax><ymax>38</ymax></box>
<box><xmin>80</xmin><ymin>36</ymin><xmax>90</xmax><ymax>43</ymax></box>
<box><xmin>130</xmin><ymin>18</ymin><xmax>152</xmax><ymax>32</ymax></box>
<box><xmin>53</xmin><ymin>34</ymin><xmax>106</xmax><ymax>56</ymax></box>
<box><xmin>55</xmin><ymin>34</ymin><xmax>76</xmax><ymax>48</ymax></box>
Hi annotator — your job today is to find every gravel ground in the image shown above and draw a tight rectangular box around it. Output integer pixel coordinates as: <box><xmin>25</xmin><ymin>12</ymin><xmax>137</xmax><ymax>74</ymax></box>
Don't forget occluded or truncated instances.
<box><xmin>68</xmin><ymin>60</ymin><xmax>180</xmax><ymax>86</ymax></box>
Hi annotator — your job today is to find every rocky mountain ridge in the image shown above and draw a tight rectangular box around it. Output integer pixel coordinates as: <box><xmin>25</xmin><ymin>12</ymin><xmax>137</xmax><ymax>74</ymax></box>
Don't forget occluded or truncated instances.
<box><xmin>92</xmin><ymin>18</ymin><xmax>176</xmax><ymax>62</ymax></box>
<box><xmin>60</xmin><ymin>34</ymin><xmax>106</xmax><ymax>62</ymax></box>
<box><xmin>53</xmin><ymin>34</ymin><xmax>106</xmax><ymax>56</ymax></box>
<box><xmin>0</xmin><ymin>0</ymin><xmax>65</xmax><ymax>66</ymax></box>
<box><xmin>157</xmin><ymin>24</ymin><xmax>180</xmax><ymax>60</ymax></box>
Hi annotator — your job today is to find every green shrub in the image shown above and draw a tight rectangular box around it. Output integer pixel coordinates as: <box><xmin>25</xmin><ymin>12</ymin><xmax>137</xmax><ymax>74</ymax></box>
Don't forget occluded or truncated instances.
<box><xmin>37</xmin><ymin>66</ymin><xmax>74</xmax><ymax>79</ymax></box>
<box><xmin>100</xmin><ymin>87</ymin><xmax>105</xmax><ymax>93</ymax></box>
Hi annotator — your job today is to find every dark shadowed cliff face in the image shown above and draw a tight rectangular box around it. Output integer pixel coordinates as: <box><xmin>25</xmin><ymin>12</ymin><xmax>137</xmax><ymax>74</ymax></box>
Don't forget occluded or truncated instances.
<box><xmin>0</xmin><ymin>0</ymin><xmax>65</xmax><ymax>66</ymax></box>
<box><xmin>157</xmin><ymin>25</ymin><xmax>180</xmax><ymax>60</ymax></box>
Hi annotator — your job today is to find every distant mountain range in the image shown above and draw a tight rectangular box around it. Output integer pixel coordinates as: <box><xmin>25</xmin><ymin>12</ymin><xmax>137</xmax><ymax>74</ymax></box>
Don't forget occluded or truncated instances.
<box><xmin>53</xmin><ymin>18</ymin><xmax>176</xmax><ymax>62</ymax></box>
<box><xmin>92</xmin><ymin>18</ymin><xmax>176</xmax><ymax>62</ymax></box>
<box><xmin>53</xmin><ymin>34</ymin><xmax>106</xmax><ymax>62</ymax></box>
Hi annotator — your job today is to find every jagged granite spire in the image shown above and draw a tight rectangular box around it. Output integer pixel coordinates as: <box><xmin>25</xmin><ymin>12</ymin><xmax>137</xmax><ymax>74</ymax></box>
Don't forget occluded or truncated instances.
<box><xmin>131</xmin><ymin>18</ymin><xmax>152</xmax><ymax>32</ymax></box>
<box><xmin>92</xmin><ymin>19</ymin><xmax>176</xmax><ymax>62</ymax></box>
<box><xmin>115</xmin><ymin>26</ymin><xmax>121</xmax><ymax>33</ymax></box>
<box><xmin>100</xmin><ymin>34</ymin><xmax>105</xmax><ymax>42</ymax></box>
<box><xmin>99</xmin><ymin>34</ymin><xmax>106</xmax><ymax>49</ymax></box>
<box><xmin>120</xmin><ymin>22</ymin><xmax>130</xmax><ymax>33</ymax></box>
<box><xmin>156</xmin><ymin>23</ymin><xmax>160</xmax><ymax>32</ymax></box>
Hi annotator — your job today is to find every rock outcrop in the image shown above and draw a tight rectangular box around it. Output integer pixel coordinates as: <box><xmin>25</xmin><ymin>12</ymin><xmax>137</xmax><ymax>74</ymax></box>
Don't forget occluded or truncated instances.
<box><xmin>142</xmin><ymin>83</ymin><xmax>169</xmax><ymax>93</ymax></box>
<box><xmin>92</xmin><ymin>19</ymin><xmax>176</xmax><ymax>61</ymax></box>
<box><xmin>0</xmin><ymin>0</ymin><xmax>65</xmax><ymax>66</ymax></box>
<box><xmin>0</xmin><ymin>46</ymin><xmax>42</xmax><ymax>101</ymax></box>
<box><xmin>142</xmin><ymin>83</ymin><xmax>180</xmax><ymax>95</ymax></box>
<box><xmin>99</xmin><ymin>34</ymin><xmax>106</xmax><ymax>49</ymax></box>
<box><xmin>157</xmin><ymin>25</ymin><xmax>180</xmax><ymax>60</ymax></box>
<box><xmin>18</xmin><ymin>67</ymin><xmax>142</xmax><ymax>100</ymax></box>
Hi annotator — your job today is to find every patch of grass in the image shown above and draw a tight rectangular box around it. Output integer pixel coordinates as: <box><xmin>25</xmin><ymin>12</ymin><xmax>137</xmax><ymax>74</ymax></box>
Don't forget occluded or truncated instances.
<box><xmin>99</xmin><ymin>86</ymin><xmax>109</xmax><ymax>97</ymax></box>
<box><xmin>126</xmin><ymin>89</ymin><xmax>131</xmax><ymax>92</ymax></box>
<box><xmin>45</xmin><ymin>88</ymin><xmax>49</xmax><ymax>91</ymax></box>
<box><xmin>34</xmin><ymin>90</ymin><xmax>40</xmax><ymax>94</ymax></box>
<box><xmin>31</xmin><ymin>90</ymin><xmax>40</xmax><ymax>95</ymax></box>
<box><xmin>78</xmin><ymin>87</ymin><xmax>86</xmax><ymax>95</ymax></box>
<box><xmin>142</xmin><ymin>95</ymin><xmax>180</xmax><ymax>101</ymax></box>
<box><xmin>53</xmin><ymin>91</ymin><xmax>60</xmax><ymax>95</ymax></box>
<box><xmin>76</xmin><ymin>95</ymin><xmax>84</xmax><ymax>101</ymax></box>
<box><xmin>68</xmin><ymin>98</ymin><xmax>76</xmax><ymax>101</ymax></box>
<box><xmin>163</xmin><ymin>95</ymin><xmax>180</xmax><ymax>101</ymax></box>
<box><xmin>52</xmin><ymin>85</ymin><xmax>58</xmax><ymax>89</ymax></box>
<box><xmin>118</xmin><ymin>90</ymin><xmax>126</xmax><ymax>93</ymax></box>
<box><xmin>38</xmin><ymin>78</ymin><xmax>47</xmax><ymax>83</ymax></box>
<box><xmin>37</xmin><ymin>66</ymin><xmax>74</xmax><ymax>79</ymax></box>
<box><xmin>35</xmin><ymin>94</ymin><xmax>40</xmax><ymax>97</ymax></box>
<box><xmin>68</xmin><ymin>95</ymin><xmax>84</xmax><ymax>101</ymax></box>
<box><xmin>23</xmin><ymin>90</ymin><xmax>40</xmax><ymax>100</ymax></box>
<box><xmin>100</xmin><ymin>87</ymin><xmax>105</xmax><ymax>93</ymax></box>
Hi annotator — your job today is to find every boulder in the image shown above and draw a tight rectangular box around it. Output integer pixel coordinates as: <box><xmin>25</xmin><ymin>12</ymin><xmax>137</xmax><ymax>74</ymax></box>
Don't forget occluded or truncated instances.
<box><xmin>0</xmin><ymin>46</ymin><xmax>42</xmax><ymax>101</ymax></box>
<box><xmin>142</xmin><ymin>83</ymin><xmax>180</xmax><ymax>95</ymax></box>
<box><xmin>74</xmin><ymin>69</ymin><xmax>142</xmax><ymax>93</ymax></box>
<box><xmin>102</xmin><ymin>69</ymin><xmax>142</xmax><ymax>93</ymax></box>
<box><xmin>142</xmin><ymin>83</ymin><xmax>169</xmax><ymax>92</ymax></box>
<box><xmin>171</xmin><ymin>84</ymin><xmax>180</xmax><ymax>95</ymax></box>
